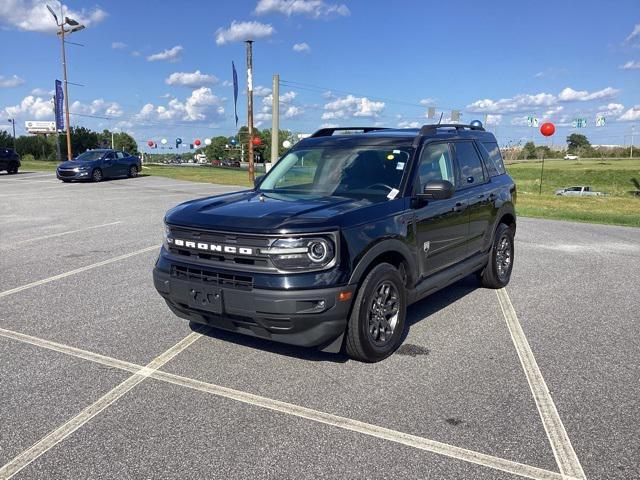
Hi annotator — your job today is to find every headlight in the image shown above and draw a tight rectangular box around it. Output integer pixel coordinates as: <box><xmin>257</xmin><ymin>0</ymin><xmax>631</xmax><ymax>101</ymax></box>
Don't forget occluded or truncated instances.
<box><xmin>163</xmin><ymin>224</ymin><xmax>174</xmax><ymax>248</ymax></box>
<box><xmin>265</xmin><ymin>237</ymin><xmax>335</xmax><ymax>271</ymax></box>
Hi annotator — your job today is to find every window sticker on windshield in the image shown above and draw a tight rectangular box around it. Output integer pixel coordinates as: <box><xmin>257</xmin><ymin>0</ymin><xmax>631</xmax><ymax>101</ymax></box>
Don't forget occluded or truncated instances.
<box><xmin>393</xmin><ymin>149</ymin><xmax>401</xmax><ymax>154</ymax></box>
<box><xmin>396</xmin><ymin>162</ymin><xmax>405</xmax><ymax>170</ymax></box>
<box><xmin>387</xmin><ymin>188</ymin><xmax>399</xmax><ymax>200</ymax></box>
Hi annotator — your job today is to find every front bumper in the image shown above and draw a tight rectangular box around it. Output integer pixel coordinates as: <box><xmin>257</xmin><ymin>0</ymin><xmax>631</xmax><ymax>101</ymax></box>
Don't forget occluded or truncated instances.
<box><xmin>57</xmin><ymin>169</ymin><xmax>91</xmax><ymax>181</ymax></box>
<box><xmin>153</xmin><ymin>266</ymin><xmax>355</xmax><ymax>351</ymax></box>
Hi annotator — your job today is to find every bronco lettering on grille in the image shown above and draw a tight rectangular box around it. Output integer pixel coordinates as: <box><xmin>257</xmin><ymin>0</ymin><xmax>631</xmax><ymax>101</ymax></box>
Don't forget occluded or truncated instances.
<box><xmin>173</xmin><ymin>238</ymin><xmax>254</xmax><ymax>255</ymax></box>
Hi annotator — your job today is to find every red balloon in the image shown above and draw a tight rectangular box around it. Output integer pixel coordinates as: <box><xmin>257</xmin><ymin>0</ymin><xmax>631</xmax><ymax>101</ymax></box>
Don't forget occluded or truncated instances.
<box><xmin>147</xmin><ymin>140</ymin><xmax>154</xmax><ymax>147</ymax></box>
<box><xmin>540</xmin><ymin>122</ymin><xmax>555</xmax><ymax>137</ymax></box>
<box><xmin>251</xmin><ymin>137</ymin><xmax>262</xmax><ymax>146</ymax></box>
<box><xmin>194</xmin><ymin>139</ymin><xmax>201</xmax><ymax>146</ymax></box>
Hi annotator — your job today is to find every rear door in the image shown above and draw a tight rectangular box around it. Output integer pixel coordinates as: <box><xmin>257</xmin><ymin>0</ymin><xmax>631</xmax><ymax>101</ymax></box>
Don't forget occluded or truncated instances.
<box><xmin>413</xmin><ymin>142</ymin><xmax>470</xmax><ymax>278</ymax></box>
<box><xmin>115</xmin><ymin>151</ymin><xmax>128</xmax><ymax>176</ymax></box>
<box><xmin>451</xmin><ymin>141</ymin><xmax>492</xmax><ymax>257</ymax></box>
<box><xmin>102</xmin><ymin>151</ymin><xmax>118</xmax><ymax>178</ymax></box>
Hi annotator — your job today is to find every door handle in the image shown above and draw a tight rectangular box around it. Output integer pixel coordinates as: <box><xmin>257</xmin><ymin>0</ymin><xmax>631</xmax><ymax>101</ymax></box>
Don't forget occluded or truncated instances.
<box><xmin>453</xmin><ymin>202</ymin><xmax>467</xmax><ymax>212</ymax></box>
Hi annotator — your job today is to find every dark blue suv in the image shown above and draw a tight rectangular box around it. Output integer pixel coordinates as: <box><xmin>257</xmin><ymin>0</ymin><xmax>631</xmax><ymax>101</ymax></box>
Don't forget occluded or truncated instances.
<box><xmin>153</xmin><ymin>124</ymin><xmax>516</xmax><ymax>362</ymax></box>
<box><xmin>57</xmin><ymin>149</ymin><xmax>141</xmax><ymax>182</ymax></box>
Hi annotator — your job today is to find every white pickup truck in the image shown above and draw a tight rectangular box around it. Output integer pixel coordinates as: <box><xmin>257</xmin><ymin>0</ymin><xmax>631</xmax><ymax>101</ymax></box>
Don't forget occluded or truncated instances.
<box><xmin>555</xmin><ymin>186</ymin><xmax>606</xmax><ymax>196</ymax></box>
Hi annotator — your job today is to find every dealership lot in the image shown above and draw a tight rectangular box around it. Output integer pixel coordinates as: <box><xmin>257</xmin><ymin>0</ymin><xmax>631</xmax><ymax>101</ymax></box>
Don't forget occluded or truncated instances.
<box><xmin>1</xmin><ymin>171</ymin><xmax>638</xmax><ymax>479</ymax></box>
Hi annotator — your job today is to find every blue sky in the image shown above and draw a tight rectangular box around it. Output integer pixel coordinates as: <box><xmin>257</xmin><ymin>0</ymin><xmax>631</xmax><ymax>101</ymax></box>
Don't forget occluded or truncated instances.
<box><xmin>1</xmin><ymin>0</ymin><xmax>639</xmax><ymax>151</ymax></box>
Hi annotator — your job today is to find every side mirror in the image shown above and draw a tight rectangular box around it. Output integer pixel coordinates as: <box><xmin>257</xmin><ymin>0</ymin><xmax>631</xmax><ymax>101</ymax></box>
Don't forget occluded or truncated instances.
<box><xmin>254</xmin><ymin>175</ymin><xmax>265</xmax><ymax>189</ymax></box>
<box><xmin>418</xmin><ymin>180</ymin><xmax>455</xmax><ymax>200</ymax></box>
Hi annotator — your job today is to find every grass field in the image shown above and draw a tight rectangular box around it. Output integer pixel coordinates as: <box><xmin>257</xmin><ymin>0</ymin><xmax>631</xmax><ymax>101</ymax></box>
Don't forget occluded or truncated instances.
<box><xmin>15</xmin><ymin>158</ymin><xmax>640</xmax><ymax>227</ymax></box>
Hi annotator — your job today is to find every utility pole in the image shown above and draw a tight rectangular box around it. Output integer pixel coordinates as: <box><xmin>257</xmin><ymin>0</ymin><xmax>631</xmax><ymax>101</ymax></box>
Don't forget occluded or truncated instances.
<box><xmin>271</xmin><ymin>74</ymin><xmax>280</xmax><ymax>168</ymax></box>
<box><xmin>245</xmin><ymin>40</ymin><xmax>255</xmax><ymax>183</ymax></box>
<box><xmin>631</xmin><ymin>125</ymin><xmax>635</xmax><ymax>159</ymax></box>
<box><xmin>111</xmin><ymin>131</ymin><xmax>115</xmax><ymax>149</ymax></box>
<box><xmin>47</xmin><ymin>4</ymin><xmax>85</xmax><ymax>161</ymax></box>
<box><xmin>8</xmin><ymin>118</ymin><xmax>16</xmax><ymax>151</ymax></box>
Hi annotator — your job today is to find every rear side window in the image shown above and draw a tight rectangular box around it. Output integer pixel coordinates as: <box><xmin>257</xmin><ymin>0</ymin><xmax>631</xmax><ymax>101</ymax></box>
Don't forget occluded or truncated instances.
<box><xmin>479</xmin><ymin>142</ymin><xmax>506</xmax><ymax>176</ymax></box>
<box><xmin>452</xmin><ymin>141</ymin><xmax>485</xmax><ymax>188</ymax></box>
<box><xmin>116</xmin><ymin>152</ymin><xmax>126</xmax><ymax>159</ymax></box>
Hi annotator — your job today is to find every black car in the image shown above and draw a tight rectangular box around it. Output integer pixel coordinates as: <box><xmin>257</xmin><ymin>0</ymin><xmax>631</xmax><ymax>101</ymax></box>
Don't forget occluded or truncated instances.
<box><xmin>153</xmin><ymin>124</ymin><xmax>516</xmax><ymax>362</ymax></box>
<box><xmin>0</xmin><ymin>147</ymin><xmax>20</xmax><ymax>174</ymax></box>
<box><xmin>56</xmin><ymin>149</ymin><xmax>141</xmax><ymax>182</ymax></box>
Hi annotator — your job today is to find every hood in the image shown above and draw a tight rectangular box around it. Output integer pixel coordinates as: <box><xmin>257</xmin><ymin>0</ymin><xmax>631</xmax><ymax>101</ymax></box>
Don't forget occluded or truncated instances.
<box><xmin>58</xmin><ymin>160</ymin><xmax>96</xmax><ymax>169</ymax></box>
<box><xmin>165</xmin><ymin>190</ymin><xmax>384</xmax><ymax>233</ymax></box>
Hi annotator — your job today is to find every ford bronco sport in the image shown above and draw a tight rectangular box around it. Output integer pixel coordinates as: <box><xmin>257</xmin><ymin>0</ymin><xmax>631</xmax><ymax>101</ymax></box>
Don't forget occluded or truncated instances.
<box><xmin>153</xmin><ymin>124</ymin><xmax>516</xmax><ymax>362</ymax></box>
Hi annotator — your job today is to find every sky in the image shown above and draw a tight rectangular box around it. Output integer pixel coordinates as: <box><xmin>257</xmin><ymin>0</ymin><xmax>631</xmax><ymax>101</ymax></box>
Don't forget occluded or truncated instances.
<box><xmin>0</xmin><ymin>0</ymin><xmax>639</xmax><ymax>152</ymax></box>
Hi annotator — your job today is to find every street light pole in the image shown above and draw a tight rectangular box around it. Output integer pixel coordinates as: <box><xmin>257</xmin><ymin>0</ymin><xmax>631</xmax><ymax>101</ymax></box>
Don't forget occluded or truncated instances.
<box><xmin>47</xmin><ymin>5</ymin><xmax>84</xmax><ymax>161</ymax></box>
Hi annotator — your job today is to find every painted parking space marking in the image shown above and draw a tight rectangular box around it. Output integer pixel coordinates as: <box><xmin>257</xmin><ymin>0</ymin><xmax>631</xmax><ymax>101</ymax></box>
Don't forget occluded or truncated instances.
<box><xmin>7</xmin><ymin>221</ymin><xmax>123</xmax><ymax>246</ymax></box>
<box><xmin>496</xmin><ymin>288</ymin><xmax>586</xmax><ymax>480</ymax></box>
<box><xmin>0</xmin><ymin>326</ymin><xmax>570</xmax><ymax>480</ymax></box>
<box><xmin>0</xmin><ymin>332</ymin><xmax>201</xmax><ymax>480</ymax></box>
<box><xmin>0</xmin><ymin>245</ymin><xmax>159</xmax><ymax>299</ymax></box>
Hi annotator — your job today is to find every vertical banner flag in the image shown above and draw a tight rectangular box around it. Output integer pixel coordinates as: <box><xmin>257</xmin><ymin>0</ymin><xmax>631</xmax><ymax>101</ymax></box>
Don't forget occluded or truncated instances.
<box><xmin>232</xmin><ymin>61</ymin><xmax>239</xmax><ymax>127</ymax></box>
<box><xmin>55</xmin><ymin>80</ymin><xmax>64</xmax><ymax>131</ymax></box>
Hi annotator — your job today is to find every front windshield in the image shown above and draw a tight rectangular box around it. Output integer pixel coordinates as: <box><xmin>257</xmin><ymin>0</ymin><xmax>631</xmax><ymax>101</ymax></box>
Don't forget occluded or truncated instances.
<box><xmin>260</xmin><ymin>146</ymin><xmax>411</xmax><ymax>198</ymax></box>
<box><xmin>75</xmin><ymin>151</ymin><xmax>104</xmax><ymax>161</ymax></box>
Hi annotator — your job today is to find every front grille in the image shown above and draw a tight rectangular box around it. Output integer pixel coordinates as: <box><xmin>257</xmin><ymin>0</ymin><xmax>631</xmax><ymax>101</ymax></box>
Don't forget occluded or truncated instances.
<box><xmin>58</xmin><ymin>170</ymin><xmax>76</xmax><ymax>177</ymax></box>
<box><xmin>168</xmin><ymin>226</ymin><xmax>275</xmax><ymax>271</ymax></box>
<box><xmin>171</xmin><ymin>265</ymin><xmax>253</xmax><ymax>291</ymax></box>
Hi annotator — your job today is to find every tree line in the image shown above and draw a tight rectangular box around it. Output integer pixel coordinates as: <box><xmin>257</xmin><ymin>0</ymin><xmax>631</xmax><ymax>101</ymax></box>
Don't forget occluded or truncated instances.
<box><xmin>517</xmin><ymin>133</ymin><xmax>637</xmax><ymax>160</ymax></box>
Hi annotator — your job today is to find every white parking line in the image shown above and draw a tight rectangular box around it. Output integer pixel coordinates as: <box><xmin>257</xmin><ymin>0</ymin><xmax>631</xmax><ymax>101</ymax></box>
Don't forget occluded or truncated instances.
<box><xmin>10</xmin><ymin>221</ymin><xmax>122</xmax><ymax>246</ymax></box>
<box><xmin>0</xmin><ymin>245</ymin><xmax>159</xmax><ymax>299</ymax></box>
<box><xmin>0</xmin><ymin>332</ymin><xmax>201</xmax><ymax>480</ymax></box>
<box><xmin>496</xmin><ymin>288</ymin><xmax>586</xmax><ymax>480</ymax></box>
<box><xmin>0</xmin><ymin>327</ymin><xmax>571</xmax><ymax>480</ymax></box>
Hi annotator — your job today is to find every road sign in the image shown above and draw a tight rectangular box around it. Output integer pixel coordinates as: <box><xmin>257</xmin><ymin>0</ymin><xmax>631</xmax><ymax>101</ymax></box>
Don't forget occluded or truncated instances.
<box><xmin>25</xmin><ymin>120</ymin><xmax>56</xmax><ymax>134</ymax></box>
<box><xmin>572</xmin><ymin>118</ymin><xmax>587</xmax><ymax>128</ymax></box>
<box><xmin>596</xmin><ymin>116</ymin><xmax>605</xmax><ymax>127</ymax></box>
<box><xmin>527</xmin><ymin>116</ymin><xmax>539</xmax><ymax>127</ymax></box>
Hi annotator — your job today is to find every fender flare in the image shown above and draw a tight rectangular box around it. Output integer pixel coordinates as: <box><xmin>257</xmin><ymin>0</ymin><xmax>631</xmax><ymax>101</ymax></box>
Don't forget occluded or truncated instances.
<box><xmin>348</xmin><ymin>238</ymin><xmax>416</xmax><ymax>286</ymax></box>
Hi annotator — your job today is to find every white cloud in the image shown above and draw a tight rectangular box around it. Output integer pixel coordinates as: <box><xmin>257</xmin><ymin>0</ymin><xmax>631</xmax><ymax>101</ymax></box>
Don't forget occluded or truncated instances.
<box><xmin>397</xmin><ymin>120</ymin><xmax>421</xmax><ymax>128</ymax></box>
<box><xmin>485</xmin><ymin>114</ymin><xmax>502</xmax><ymax>126</ymax></box>
<box><xmin>419</xmin><ymin>98</ymin><xmax>435</xmax><ymax>106</ymax></box>
<box><xmin>625</xmin><ymin>24</ymin><xmax>640</xmax><ymax>45</ymax></box>
<box><xmin>70</xmin><ymin>98</ymin><xmax>124</xmax><ymax>118</ymax></box>
<box><xmin>135</xmin><ymin>88</ymin><xmax>225</xmax><ymax>122</ymax></box>
<box><xmin>165</xmin><ymin>70</ymin><xmax>218</xmax><ymax>87</ymax></box>
<box><xmin>147</xmin><ymin>45</ymin><xmax>183</xmax><ymax>62</ymax></box>
<box><xmin>620</xmin><ymin>60</ymin><xmax>640</xmax><ymax>70</ymax></box>
<box><xmin>254</xmin><ymin>0</ymin><xmax>349</xmax><ymax>18</ymax></box>
<box><xmin>618</xmin><ymin>106</ymin><xmax>640</xmax><ymax>122</ymax></box>
<box><xmin>131</xmin><ymin>50</ymin><xmax>141</xmax><ymax>57</ymax></box>
<box><xmin>4</xmin><ymin>95</ymin><xmax>52</xmax><ymax>119</ymax></box>
<box><xmin>254</xmin><ymin>85</ymin><xmax>272</xmax><ymax>96</ymax></box>
<box><xmin>283</xmin><ymin>105</ymin><xmax>304</xmax><ymax>118</ymax></box>
<box><xmin>221</xmin><ymin>80</ymin><xmax>233</xmax><ymax>87</ymax></box>
<box><xmin>0</xmin><ymin>0</ymin><xmax>107</xmax><ymax>33</ymax></box>
<box><xmin>215</xmin><ymin>21</ymin><xmax>275</xmax><ymax>45</ymax></box>
<box><xmin>558</xmin><ymin>87</ymin><xmax>619</xmax><ymax>102</ymax></box>
<box><xmin>292</xmin><ymin>42</ymin><xmax>311</xmax><ymax>53</ymax></box>
<box><xmin>0</xmin><ymin>75</ymin><xmax>25</xmax><ymax>88</ymax></box>
<box><xmin>111</xmin><ymin>42</ymin><xmax>126</xmax><ymax>50</ymax></box>
<box><xmin>467</xmin><ymin>93</ymin><xmax>555</xmax><ymax>114</ymax></box>
<box><xmin>597</xmin><ymin>103</ymin><xmax>624</xmax><ymax>117</ymax></box>
<box><xmin>30</xmin><ymin>87</ymin><xmax>54</xmax><ymax>96</ymax></box>
<box><xmin>323</xmin><ymin>94</ymin><xmax>385</xmax><ymax>119</ymax></box>
<box><xmin>543</xmin><ymin>106</ymin><xmax>564</xmax><ymax>117</ymax></box>
<box><xmin>468</xmin><ymin>86</ymin><xmax>620</xmax><ymax>114</ymax></box>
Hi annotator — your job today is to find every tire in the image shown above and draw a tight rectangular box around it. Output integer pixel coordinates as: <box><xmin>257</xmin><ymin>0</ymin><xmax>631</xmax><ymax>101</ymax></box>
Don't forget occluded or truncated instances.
<box><xmin>61</xmin><ymin>179</ymin><xmax>71</xmax><ymax>183</ymax></box>
<box><xmin>127</xmin><ymin>165</ymin><xmax>138</xmax><ymax>178</ymax></box>
<box><xmin>92</xmin><ymin>168</ymin><xmax>103</xmax><ymax>182</ymax></box>
<box><xmin>345</xmin><ymin>263</ymin><xmax>407</xmax><ymax>362</ymax></box>
<box><xmin>7</xmin><ymin>162</ymin><xmax>19</xmax><ymax>174</ymax></box>
<box><xmin>478</xmin><ymin>223</ymin><xmax>515</xmax><ymax>289</ymax></box>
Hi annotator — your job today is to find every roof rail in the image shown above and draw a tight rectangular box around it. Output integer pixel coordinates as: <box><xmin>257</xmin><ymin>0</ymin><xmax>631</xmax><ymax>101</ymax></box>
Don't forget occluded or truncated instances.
<box><xmin>418</xmin><ymin>123</ymin><xmax>485</xmax><ymax>135</ymax></box>
<box><xmin>309</xmin><ymin>127</ymin><xmax>390</xmax><ymax>138</ymax></box>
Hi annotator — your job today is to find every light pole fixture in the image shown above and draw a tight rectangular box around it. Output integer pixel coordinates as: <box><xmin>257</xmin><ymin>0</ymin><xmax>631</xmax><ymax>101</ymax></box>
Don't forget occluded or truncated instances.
<box><xmin>47</xmin><ymin>4</ymin><xmax>85</xmax><ymax>161</ymax></box>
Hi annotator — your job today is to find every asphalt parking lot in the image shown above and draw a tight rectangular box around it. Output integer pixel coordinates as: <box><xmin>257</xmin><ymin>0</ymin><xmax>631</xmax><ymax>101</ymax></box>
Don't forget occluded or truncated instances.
<box><xmin>1</xmin><ymin>170</ymin><xmax>638</xmax><ymax>479</ymax></box>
